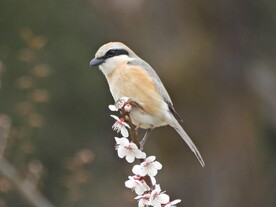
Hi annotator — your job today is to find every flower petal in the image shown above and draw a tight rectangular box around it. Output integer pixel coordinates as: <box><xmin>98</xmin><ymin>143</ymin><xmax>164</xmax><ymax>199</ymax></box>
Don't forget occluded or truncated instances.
<box><xmin>147</xmin><ymin>167</ymin><xmax>158</xmax><ymax>177</ymax></box>
<box><xmin>110</xmin><ymin>114</ymin><xmax>120</xmax><ymax>121</ymax></box>
<box><xmin>134</xmin><ymin>150</ymin><xmax>146</xmax><ymax>159</ymax></box>
<box><xmin>120</xmin><ymin>127</ymin><xmax>129</xmax><ymax>137</ymax></box>
<box><xmin>126</xmin><ymin>153</ymin><xmax>135</xmax><ymax>163</ymax></box>
<box><xmin>170</xmin><ymin>199</ymin><xmax>181</xmax><ymax>206</ymax></box>
<box><xmin>146</xmin><ymin>156</ymin><xmax>156</xmax><ymax>162</ymax></box>
<box><xmin>115</xmin><ymin>137</ymin><xmax>129</xmax><ymax>146</ymax></box>
<box><xmin>132</xmin><ymin>165</ymin><xmax>142</xmax><ymax>175</ymax></box>
<box><xmin>122</xmin><ymin>122</ymin><xmax>130</xmax><ymax>128</ymax></box>
<box><xmin>128</xmin><ymin>142</ymin><xmax>138</xmax><ymax>150</ymax></box>
<box><xmin>153</xmin><ymin>161</ymin><xmax>162</xmax><ymax>170</ymax></box>
<box><xmin>159</xmin><ymin>194</ymin><xmax>170</xmax><ymax>204</ymax></box>
<box><xmin>108</xmin><ymin>105</ymin><xmax>118</xmax><ymax>111</ymax></box>
<box><xmin>125</xmin><ymin>179</ymin><xmax>134</xmax><ymax>189</ymax></box>
<box><xmin>150</xmin><ymin>176</ymin><xmax>156</xmax><ymax>185</ymax></box>
<box><xmin>117</xmin><ymin>147</ymin><xmax>127</xmax><ymax>158</ymax></box>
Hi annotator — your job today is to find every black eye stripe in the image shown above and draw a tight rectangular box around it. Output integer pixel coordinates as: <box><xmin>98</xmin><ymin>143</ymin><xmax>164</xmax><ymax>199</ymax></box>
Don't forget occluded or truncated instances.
<box><xmin>104</xmin><ymin>49</ymin><xmax>129</xmax><ymax>59</ymax></box>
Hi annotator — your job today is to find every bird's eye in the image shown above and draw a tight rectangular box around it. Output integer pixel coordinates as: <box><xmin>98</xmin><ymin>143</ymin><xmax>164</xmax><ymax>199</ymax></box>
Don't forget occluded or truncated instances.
<box><xmin>106</xmin><ymin>49</ymin><xmax>116</xmax><ymax>58</ymax></box>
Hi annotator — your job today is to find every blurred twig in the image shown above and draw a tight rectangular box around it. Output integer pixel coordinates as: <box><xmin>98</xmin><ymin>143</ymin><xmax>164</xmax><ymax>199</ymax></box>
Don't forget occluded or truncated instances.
<box><xmin>0</xmin><ymin>115</ymin><xmax>55</xmax><ymax>207</ymax></box>
<box><xmin>0</xmin><ymin>158</ymin><xmax>54</xmax><ymax>207</ymax></box>
<box><xmin>0</xmin><ymin>115</ymin><xmax>11</xmax><ymax>159</ymax></box>
<box><xmin>248</xmin><ymin>63</ymin><xmax>276</xmax><ymax>124</ymax></box>
<box><xmin>126</xmin><ymin>116</ymin><xmax>153</xmax><ymax>189</ymax></box>
<box><xmin>0</xmin><ymin>62</ymin><xmax>55</xmax><ymax>206</ymax></box>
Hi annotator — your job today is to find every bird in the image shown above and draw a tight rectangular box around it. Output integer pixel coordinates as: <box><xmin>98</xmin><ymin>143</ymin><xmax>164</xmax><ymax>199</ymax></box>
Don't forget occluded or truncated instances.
<box><xmin>90</xmin><ymin>42</ymin><xmax>205</xmax><ymax>167</ymax></box>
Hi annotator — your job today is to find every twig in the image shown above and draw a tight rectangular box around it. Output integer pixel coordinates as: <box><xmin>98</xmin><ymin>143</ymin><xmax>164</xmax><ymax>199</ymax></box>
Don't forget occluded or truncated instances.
<box><xmin>0</xmin><ymin>114</ymin><xmax>11</xmax><ymax>159</ymax></box>
<box><xmin>0</xmin><ymin>158</ymin><xmax>55</xmax><ymax>207</ymax></box>
<box><xmin>125</xmin><ymin>115</ymin><xmax>153</xmax><ymax>189</ymax></box>
<box><xmin>0</xmin><ymin>114</ymin><xmax>55</xmax><ymax>207</ymax></box>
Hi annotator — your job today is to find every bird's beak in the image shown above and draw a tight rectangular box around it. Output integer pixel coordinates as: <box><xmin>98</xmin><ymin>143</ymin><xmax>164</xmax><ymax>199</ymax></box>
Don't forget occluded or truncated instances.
<box><xmin>90</xmin><ymin>58</ymin><xmax>104</xmax><ymax>67</ymax></box>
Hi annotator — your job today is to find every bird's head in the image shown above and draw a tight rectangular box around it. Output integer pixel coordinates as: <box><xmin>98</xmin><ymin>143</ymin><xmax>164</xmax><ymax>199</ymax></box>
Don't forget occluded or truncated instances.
<box><xmin>90</xmin><ymin>42</ymin><xmax>137</xmax><ymax>76</ymax></box>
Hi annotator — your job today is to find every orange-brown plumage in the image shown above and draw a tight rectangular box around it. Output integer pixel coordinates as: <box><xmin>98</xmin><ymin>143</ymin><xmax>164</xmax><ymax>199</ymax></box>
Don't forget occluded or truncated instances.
<box><xmin>106</xmin><ymin>63</ymin><xmax>163</xmax><ymax>116</ymax></box>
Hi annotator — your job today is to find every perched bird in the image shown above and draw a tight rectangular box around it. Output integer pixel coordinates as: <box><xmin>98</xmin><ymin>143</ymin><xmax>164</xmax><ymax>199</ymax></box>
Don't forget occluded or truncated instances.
<box><xmin>90</xmin><ymin>42</ymin><xmax>205</xmax><ymax>167</ymax></box>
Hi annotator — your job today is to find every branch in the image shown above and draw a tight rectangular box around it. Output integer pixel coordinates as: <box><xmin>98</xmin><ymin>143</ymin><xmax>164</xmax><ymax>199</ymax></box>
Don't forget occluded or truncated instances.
<box><xmin>126</xmin><ymin>119</ymin><xmax>153</xmax><ymax>189</ymax></box>
<box><xmin>0</xmin><ymin>158</ymin><xmax>55</xmax><ymax>207</ymax></box>
<box><xmin>0</xmin><ymin>114</ymin><xmax>55</xmax><ymax>207</ymax></box>
<box><xmin>110</xmin><ymin>97</ymin><xmax>181</xmax><ymax>207</ymax></box>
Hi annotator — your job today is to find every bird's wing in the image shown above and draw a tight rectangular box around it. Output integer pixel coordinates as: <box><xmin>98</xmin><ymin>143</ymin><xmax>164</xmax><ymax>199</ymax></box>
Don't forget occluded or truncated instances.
<box><xmin>128</xmin><ymin>58</ymin><xmax>183</xmax><ymax>121</ymax></box>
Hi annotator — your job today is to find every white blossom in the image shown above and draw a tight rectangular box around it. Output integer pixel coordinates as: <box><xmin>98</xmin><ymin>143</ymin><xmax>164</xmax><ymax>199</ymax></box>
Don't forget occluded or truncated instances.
<box><xmin>115</xmin><ymin>137</ymin><xmax>146</xmax><ymax>163</ymax></box>
<box><xmin>109</xmin><ymin>97</ymin><xmax>132</xmax><ymax>113</ymax></box>
<box><xmin>111</xmin><ymin>115</ymin><xmax>130</xmax><ymax>137</ymax></box>
<box><xmin>135</xmin><ymin>193</ymin><xmax>151</xmax><ymax>207</ymax></box>
<box><xmin>132</xmin><ymin>156</ymin><xmax>162</xmax><ymax>177</ymax></box>
<box><xmin>108</xmin><ymin>104</ymin><xmax>118</xmax><ymax>111</ymax></box>
<box><xmin>164</xmin><ymin>199</ymin><xmax>182</xmax><ymax>207</ymax></box>
<box><xmin>149</xmin><ymin>185</ymin><xmax>170</xmax><ymax>207</ymax></box>
<box><xmin>123</xmin><ymin>102</ymin><xmax>132</xmax><ymax>112</ymax></box>
<box><xmin>125</xmin><ymin>175</ymin><xmax>150</xmax><ymax>195</ymax></box>
<box><xmin>115</xmin><ymin>97</ymin><xmax>129</xmax><ymax>109</ymax></box>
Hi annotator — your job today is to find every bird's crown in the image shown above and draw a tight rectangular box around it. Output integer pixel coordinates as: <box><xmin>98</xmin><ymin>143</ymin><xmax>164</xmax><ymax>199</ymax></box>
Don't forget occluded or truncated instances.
<box><xmin>95</xmin><ymin>42</ymin><xmax>137</xmax><ymax>60</ymax></box>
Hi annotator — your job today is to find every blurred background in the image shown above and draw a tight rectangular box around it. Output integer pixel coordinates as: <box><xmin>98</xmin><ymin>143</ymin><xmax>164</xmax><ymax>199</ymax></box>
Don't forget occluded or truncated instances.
<box><xmin>0</xmin><ymin>0</ymin><xmax>275</xmax><ymax>207</ymax></box>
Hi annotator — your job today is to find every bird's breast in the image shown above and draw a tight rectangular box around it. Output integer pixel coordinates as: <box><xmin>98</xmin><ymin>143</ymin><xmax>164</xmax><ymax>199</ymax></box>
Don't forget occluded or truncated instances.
<box><xmin>106</xmin><ymin>63</ymin><xmax>169</xmax><ymax>128</ymax></box>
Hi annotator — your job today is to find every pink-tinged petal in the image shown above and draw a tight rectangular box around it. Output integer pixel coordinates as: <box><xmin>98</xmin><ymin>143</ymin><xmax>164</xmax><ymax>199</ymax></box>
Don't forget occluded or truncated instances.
<box><xmin>108</xmin><ymin>105</ymin><xmax>118</xmax><ymax>111</ymax></box>
<box><xmin>129</xmin><ymin>143</ymin><xmax>138</xmax><ymax>150</ymax></box>
<box><xmin>126</xmin><ymin>153</ymin><xmax>135</xmax><ymax>163</ymax></box>
<box><xmin>124</xmin><ymin>104</ymin><xmax>132</xmax><ymax>112</ymax></box>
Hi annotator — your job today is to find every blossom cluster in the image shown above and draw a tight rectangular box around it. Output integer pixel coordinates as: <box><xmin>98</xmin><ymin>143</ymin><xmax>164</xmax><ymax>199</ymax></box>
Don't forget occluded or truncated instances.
<box><xmin>109</xmin><ymin>97</ymin><xmax>181</xmax><ymax>207</ymax></box>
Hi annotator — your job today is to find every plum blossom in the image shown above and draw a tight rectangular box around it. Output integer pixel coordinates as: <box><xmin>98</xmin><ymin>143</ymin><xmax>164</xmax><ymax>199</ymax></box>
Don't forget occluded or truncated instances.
<box><xmin>135</xmin><ymin>193</ymin><xmax>151</xmax><ymax>207</ymax></box>
<box><xmin>109</xmin><ymin>97</ymin><xmax>129</xmax><ymax>111</ymax></box>
<box><xmin>109</xmin><ymin>98</ymin><xmax>182</xmax><ymax>207</ymax></box>
<box><xmin>149</xmin><ymin>185</ymin><xmax>170</xmax><ymax>207</ymax></box>
<box><xmin>125</xmin><ymin>175</ymin><xmax>157</xmax><ymax>195</ymax></box>
<box><xmin>164</xmin><ymin>199</ymin><xmax>182</xmax><ymax>207</ymax></box>
<box><xmin>111</xmin><ymin>115</ymin><xmax>130</xmax><ymax>137</ymax></box>
<box><xmin>132</xmin><ymin>156</ymin><xmax>162</xmax><ymax>177</ymax></box>
<box><xmin>125</xmin><ymin>175</ymin><xmax>150</xmax><ymax>195</ymax></box>
<box><xmin>123</xmin><ymin>102</ymin><xmax>132</xmax><ymax>112</ymax></box>
<box><xmin>115</xmin><ymin>137</ymin><xmax>146</xmax><ymax>163</ymax></box>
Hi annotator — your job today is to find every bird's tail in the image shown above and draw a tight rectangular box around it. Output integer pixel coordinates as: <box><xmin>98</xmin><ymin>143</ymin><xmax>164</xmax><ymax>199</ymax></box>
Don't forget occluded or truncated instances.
<box><xmin>169</xmin><ymin>117</ymin><xmax>205</xmax><ymax>167</ymax></box>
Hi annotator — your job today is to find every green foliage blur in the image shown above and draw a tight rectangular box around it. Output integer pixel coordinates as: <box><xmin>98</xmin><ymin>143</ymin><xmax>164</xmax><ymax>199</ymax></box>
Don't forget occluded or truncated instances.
<box><xmin>0</xmin><ymin>0</ymin><xmax>275</xmax><ymax>207</ymax></box>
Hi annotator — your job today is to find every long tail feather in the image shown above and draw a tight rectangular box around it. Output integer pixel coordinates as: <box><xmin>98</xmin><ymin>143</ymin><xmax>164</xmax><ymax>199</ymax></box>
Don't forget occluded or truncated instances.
<box><xmin>169</xmin><ymin>118</ymin><xmax>205</xmax><ymax>167</ymax></box>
